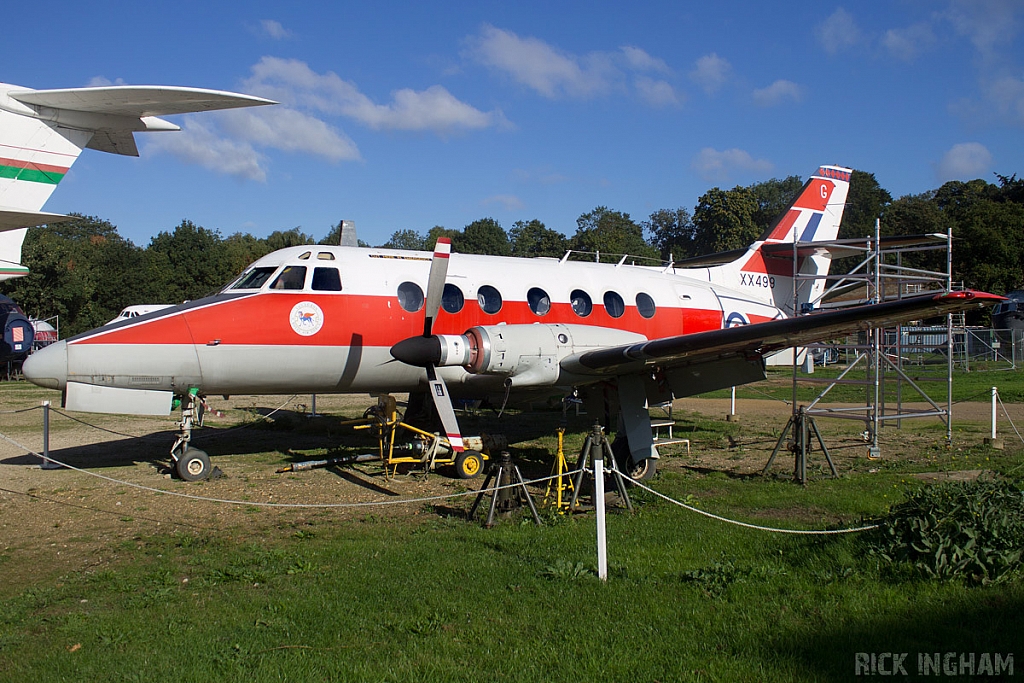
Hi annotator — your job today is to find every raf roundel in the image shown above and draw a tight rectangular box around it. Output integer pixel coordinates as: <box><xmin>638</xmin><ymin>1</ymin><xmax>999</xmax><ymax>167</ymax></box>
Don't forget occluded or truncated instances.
<box><xmin>289</xmin><ymin>301</ymin><xmax>325</xmax><ymax>337</ymax></box>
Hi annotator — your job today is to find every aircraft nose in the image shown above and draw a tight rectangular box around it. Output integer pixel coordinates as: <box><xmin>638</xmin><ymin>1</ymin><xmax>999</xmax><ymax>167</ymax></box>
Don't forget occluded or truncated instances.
<box><xmin>23</xmin><ymin>340</ymin><xmax>68</xmax><ymax>390</ymax></box>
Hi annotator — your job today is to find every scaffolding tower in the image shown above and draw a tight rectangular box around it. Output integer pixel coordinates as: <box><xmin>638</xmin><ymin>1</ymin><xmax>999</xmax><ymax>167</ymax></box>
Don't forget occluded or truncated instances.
<box><xmin>766</xmin><ymin>220</ymin><xmax>957</xmax><ymax>482</ymax></box>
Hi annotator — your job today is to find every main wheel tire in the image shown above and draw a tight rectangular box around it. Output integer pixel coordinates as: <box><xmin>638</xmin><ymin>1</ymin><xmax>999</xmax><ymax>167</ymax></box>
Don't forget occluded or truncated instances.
<box><xmin>611</xmin><ymin>437</ymin><xmax>657</xmax><ymax>482</ymax></box>
<box><xmin>175</xmin><ymin>447</ymin><xmax>211</xmax><ymax>482</ymax></box>
<box><xmin>454</xmin><ymin>450</ymin><xmax>484</xmax><ymax>479</ymax></box>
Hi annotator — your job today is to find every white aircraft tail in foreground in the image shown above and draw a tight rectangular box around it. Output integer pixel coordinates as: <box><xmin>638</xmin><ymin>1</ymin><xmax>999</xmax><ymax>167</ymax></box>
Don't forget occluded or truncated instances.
<box><xmin>0</xmin><ymin>81</ymin><xmax>275</xmax><ymax>280</ymax></box>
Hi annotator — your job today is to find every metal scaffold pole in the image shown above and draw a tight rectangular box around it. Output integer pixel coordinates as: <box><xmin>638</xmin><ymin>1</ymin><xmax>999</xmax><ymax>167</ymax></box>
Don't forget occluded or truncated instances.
<box><xmin>767</xmin><ymin>216</ymin><xmax>958</xmax><ymax>479</ymax></box>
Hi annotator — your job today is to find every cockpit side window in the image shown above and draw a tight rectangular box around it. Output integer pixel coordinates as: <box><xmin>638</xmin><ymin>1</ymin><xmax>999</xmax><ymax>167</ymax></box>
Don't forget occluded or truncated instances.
<box><xmin>312</xmin><ymin>267</ymin><xmax>342</xmax><ymax>291</ymax></box>
<box><xmin>271</xmin><ymin>266</ymin><xmax>307</xmax><ymax>290</ymax></box>
<box><xmin>230</xmin><ymin>267</ymin><xmax>278</xmax><ymax>290</ymax></box>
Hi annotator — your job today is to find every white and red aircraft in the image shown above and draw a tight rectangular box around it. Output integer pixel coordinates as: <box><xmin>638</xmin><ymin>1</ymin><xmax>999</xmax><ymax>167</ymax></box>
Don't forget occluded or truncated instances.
<box><xmin>21</xmin><ymin>164</ymin><xmax>1002</xmax><ymax>481</ymax></box>
<box><xmin>0</xmin><ymin>79</ymin><xmax>273</xmax><ymax>360</ymax></box>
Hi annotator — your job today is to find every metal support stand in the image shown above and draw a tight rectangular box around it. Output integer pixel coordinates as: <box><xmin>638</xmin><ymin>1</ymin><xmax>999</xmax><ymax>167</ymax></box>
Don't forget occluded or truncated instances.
<box><xmin>762</xmin><ymin>406</ymin><xmax>838</xmax><ymax>485</ymax></box>
<box><xmin>543</xmin><ymin>424</ymin><xmax>574</xmax><ymax>512</ymax></box>
<box><xmin>569</xmin><ymin>422</ymin><xmax>633</xmax><ymax>513</ymax></box>
<box><xmin>468</xmin><ymin>451</ymin><xmax>541</xmax><ymax>527</ymax></box>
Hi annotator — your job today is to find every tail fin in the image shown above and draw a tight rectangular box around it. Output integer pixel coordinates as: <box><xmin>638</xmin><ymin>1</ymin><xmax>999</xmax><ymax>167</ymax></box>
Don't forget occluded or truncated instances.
<box><xmin>0</xmin><ymin>81</ymin><xmax>274</xmax><ymax>281</ymax></box>
<box><xmin>693</xmin><ymin>165</ymin><xmax>852</xmax><ymax>315</ymax></box>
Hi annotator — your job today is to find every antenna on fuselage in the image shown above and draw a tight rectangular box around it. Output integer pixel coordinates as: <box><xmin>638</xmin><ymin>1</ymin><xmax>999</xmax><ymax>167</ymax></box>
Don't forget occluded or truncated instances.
<box><xmin>338</xmin><ymin>220</ymin><xmax>358</xmax><ymax>247</ymax></box>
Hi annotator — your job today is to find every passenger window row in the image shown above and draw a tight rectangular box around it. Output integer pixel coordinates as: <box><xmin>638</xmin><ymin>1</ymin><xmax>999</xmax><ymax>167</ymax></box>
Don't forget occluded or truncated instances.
<box><xmin>396</xmin><ymin>282</ymin><xmax>656</xmax><ymax>319</ymax></box>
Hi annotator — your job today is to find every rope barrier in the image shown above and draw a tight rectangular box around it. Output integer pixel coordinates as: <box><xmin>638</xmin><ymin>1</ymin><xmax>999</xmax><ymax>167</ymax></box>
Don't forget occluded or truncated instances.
<box><xmin>624</xmin><ymin>476</ymin><xmax>879</xmax><ymax>535</ymax></box>
<box><xmin>0</xmin><ymin>428</ymin><xmax>580</xmax><ymax>510</ymax></box>
<box><xmin>996</xmin><ymin>393</ymin><xmax>1024</xmax><ymax>446</ymax></box>
<box><xmin>0</xmin><ymin>405</ymin><xmax>44</xmax><ymax>415</ymax></box>
<box><xmin>48</xmin><ymin>394</ymin><xmax>302</xmax><ymax>444</ymax></box>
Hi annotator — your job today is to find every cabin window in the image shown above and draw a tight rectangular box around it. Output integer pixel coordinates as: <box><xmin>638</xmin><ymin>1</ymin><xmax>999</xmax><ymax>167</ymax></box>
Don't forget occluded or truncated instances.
<box><xmin>297</xmin><ymin>251</ymin><xmax>311</xmax><ymax>260</ymax></box>
<box><xmin>271</xmin><ymin>266</ymin><xmax>307</xmax><ymax>290</ymax></box>
<box><xmin>636</xmin><ymin>292</ymin><xmax>656</xmax><ymax>318</ymax></box>
<box><xmin>603</xmin><ymin>291</ymin><xmax>625</xmax><ymax>318</ymax></box>
<box><xmin>312</xmin><ymin>267</ymin><xmax>342</xmax><ymax>291</ymax></box>
<box><xmin>528</xmin><ymin>287</ymin><xmax>551</xmax><ymax>316</ymax></box>
<box><xmin>231</xmin><ymin>267</ymin><xmax>277</xmax><ymax>290</ymax></box>
<box><xmin>570</xmin><ymin>289</ymin><xmax>592</xmax><ymax>317</ymax></box>
<box><xmin>478</xmin><ymin>285</ymin><xmax>502</xmax><ymax>314</ymax></box>
<box><xmin>442</xmin><ymin>284</ymin><xmax>464</xmax><ymax>313</ymax></box>
<box><xmin>317</xmin><ymin>252</ymin><xmax>335</xmax><ymax>260</ymax></box>
<box><xmin>397</xmin><ymin>282</ymin><xmax>424</xmax><ymax>312</ymax></box>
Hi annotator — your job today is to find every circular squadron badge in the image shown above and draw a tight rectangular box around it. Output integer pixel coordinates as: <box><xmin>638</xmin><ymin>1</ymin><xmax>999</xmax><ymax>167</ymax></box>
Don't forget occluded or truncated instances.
<box><xmin>289</xmin><ymin>301</ymin><xmax>325</xmax><ymax>337</ymax></box>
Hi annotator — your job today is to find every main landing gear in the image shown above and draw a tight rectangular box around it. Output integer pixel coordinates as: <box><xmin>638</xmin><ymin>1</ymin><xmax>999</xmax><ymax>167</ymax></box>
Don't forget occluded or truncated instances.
<box><xmin>170</xmin><ymin>389</ymin><xmax>211</xmax><ymax>481</ymax></box>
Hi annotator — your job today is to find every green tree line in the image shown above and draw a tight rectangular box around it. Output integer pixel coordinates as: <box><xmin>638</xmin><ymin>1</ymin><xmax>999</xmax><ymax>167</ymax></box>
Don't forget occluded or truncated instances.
<box><xmin>3</xmin><ymin>171</ymin><xmax>1021</xmax><ymax>337</ymax></box>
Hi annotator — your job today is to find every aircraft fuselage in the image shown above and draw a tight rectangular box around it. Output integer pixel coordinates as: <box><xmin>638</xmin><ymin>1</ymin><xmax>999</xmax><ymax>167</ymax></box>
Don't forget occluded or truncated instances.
<box><xmin>23</xmin><ymin>244</ymin><xmax>785</xmax><ymax>404</ymax></box>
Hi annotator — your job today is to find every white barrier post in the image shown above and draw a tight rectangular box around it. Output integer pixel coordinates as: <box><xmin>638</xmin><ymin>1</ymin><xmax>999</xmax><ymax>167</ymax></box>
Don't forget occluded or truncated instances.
<box><xmin>593</xmin><ymin>440</ymin><xmax>608</xmax><ymax>581</ymax></box>
<box><xmin>986</xmin><ymin>387</ymin><xmax>1004</xmax><ymax>449</ymax></box>
<box><xmin>992</xmin><ymin>386</ymin><xmax>998</xmax><ymax>440</ymax></box>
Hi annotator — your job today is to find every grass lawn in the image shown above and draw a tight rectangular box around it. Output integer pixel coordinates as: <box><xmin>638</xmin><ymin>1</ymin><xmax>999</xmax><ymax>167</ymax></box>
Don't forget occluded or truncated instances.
<box><xmin>2</xmin><ymin>451</ymin><xmax>1023</xmax><ymax>681</ymax></box>
<box><xmin>2</xmin><ymin>374</ymin><xmax>1023</xmax><ymax>682</ymax></box>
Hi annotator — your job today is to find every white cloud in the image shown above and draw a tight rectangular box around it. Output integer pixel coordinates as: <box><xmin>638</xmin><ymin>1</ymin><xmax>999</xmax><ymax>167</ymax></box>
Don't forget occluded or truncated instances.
<box><xmin>949</xmin><ymin>74</ymin><xmax>1024</xmax><ymax>127</ymax></box>
<box><xmin>936</xmin><ymin>142</ymin><xmax>993</xmax><ymax>181</ymax></box>
<box><xmin>986</xmin><ymin>75</ymin><xmax>1024</xmax><ymax>125</ymax></box>
<box><xmin>881</xmin><ymin>23</ymin><xmax>937</xmax><ymax>61</ymax></box>
<box><xmin>145</xmin><ymin>118</ymin><xmax>267</xmax><ymax>182</ymax></box>
<box><xmin>218</xmin><ymin>107</ymin><xmax>360</xmax><ymax>162</ymax></box>
<box><xmin>260</xmin><ymin>19</ymin><xmax>293</xmax><ymax>40</ymax></box>
<box><xmin>481</xmin><ymin>194</ymin><xmax>525</xmax><ymax>211</ymax></box>
<box><xmin>465</xmin><ymin>26</ymin><xmax>678</xmax><ymax>106</ymax></box>
<box><xmin>634</xmin><ymin>77</ymin><xmax>682</xmax><ymax>107</ymax></box>
<box><xmin>692</xmin><ymin>148</ymin><xmax>773</xmax><ymax>182</ymax></box>
<box><xmin>346</xmin><ymin>85</ymin><xmax>503</xmax><ymax>132</ymax></box>
<box><xmin>145</xmin><ymin>56</ymin><xmax>507</xmax><ymax>180</ymax></box>
<box><xmin>690</xmin><ymin>53</ymin><xmax>731</xmax><ymax>95</ymax></box>
<box><xmin>943</xmin><ymin>0</ymin><xmax>1020</xmax><ymax>58</ymax></box>
<box><xmin>620</xmin><ymin>46</ymin><xmax>670</xmax><ymax>74</ymax></box>
<box><xmin>465</xmin><ymin>25</ymin><xmax>614</xmax><ymax>99</ymax></box>
<box><xmin>86</xmin><ymin>76</ymin><xmax>125</xmax><ymax>87</ymax></box>
<box><xmin>244</xmin><ymin>56</ymin><xmax>506</xmax><ymax>134</ymax></box>
<box><xmin>816</xmin><ymin>8</ymin><xmax>862</xmax><ymax>55</ymax></box>
<box><xmin>752</xmin><ymin>80</ymin><xmax>803</xmax><ymax>107</ymax></box>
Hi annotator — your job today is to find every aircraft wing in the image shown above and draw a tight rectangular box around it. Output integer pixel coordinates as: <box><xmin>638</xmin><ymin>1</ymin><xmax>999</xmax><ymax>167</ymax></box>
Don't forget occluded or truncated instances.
<box><xmin>8</xmin><ymin>85</ymin><xmax>276</xmax><ymax>118</ymax></box>
<box><xmin>564</xmin><ymin>290</ymin><xmax>1002</xmax><ymax>376</ymax></box>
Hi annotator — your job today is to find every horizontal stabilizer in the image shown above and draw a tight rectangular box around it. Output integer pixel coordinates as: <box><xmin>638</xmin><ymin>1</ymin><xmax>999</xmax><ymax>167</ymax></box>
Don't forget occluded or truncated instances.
<box><xmin>0</xmin><ymin>207</ymin><xmax>71</xmax><ymax>232</ymax></box>
<box><xmin>9</xmin><ymin>85</ymin><xmax>276</xmax><ymax>118</ymax></box>
<box><xmin>758</xmin><ymin>233</ymin><xmax>949</xmax><ymax>261</ymax></box>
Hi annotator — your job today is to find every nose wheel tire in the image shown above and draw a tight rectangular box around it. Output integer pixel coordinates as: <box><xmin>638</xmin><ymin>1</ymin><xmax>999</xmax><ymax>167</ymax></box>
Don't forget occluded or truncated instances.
<box><xmin>454</xmin><ymin>450</ymin><xmax>484</xmax><ymax>479</ymax></box>
<box><xmin>174</xmin><ymin>447</ymin><xmax>211</xmax><ymax>481</ymax></box>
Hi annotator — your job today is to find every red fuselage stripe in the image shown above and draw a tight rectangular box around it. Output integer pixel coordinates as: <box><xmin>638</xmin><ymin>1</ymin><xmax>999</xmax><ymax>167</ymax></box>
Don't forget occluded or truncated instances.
<box><xmin>71</xmin><ymin>292</ymin><xmax>727</xmax><ymax>347</ymax></box>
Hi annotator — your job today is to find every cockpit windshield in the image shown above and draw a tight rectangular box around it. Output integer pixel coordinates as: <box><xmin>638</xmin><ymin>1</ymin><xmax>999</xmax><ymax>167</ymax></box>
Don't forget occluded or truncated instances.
<box><xmin>230</xmin><ymin>267</ymin><xmax>278</xmax><ymax>290</ymax></box>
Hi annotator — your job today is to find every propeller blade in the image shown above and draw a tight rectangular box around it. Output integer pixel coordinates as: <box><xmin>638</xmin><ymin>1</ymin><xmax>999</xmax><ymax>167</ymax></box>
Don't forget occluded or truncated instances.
<box><xmin>427</xmin><ymin>366</ymin><xmax>464</xmax><ymax>452</ymax></box>
<box><xmin>423</xmin><ymin>237</ymin><xmax>451</xmax><ymax>337</ymax></box>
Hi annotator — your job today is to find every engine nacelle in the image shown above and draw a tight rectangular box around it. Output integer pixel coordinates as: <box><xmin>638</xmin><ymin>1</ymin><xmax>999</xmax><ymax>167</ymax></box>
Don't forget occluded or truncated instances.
<box><xmin>435</xmin><ymin>324</ymin><xmax>646</xmax><ymax>387</ymax></box>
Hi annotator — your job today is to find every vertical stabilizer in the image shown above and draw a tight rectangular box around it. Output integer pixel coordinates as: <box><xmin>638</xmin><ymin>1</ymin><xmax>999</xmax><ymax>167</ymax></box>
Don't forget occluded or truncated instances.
<box><xmin>0</xmin><ymin>103</ymin><xmax>91</xmax><ymax>214</ymax></box>
<box><xmin>686</xmin><ymin>165</ymin><xmax>852</xmax><ymax>316</ymax></box>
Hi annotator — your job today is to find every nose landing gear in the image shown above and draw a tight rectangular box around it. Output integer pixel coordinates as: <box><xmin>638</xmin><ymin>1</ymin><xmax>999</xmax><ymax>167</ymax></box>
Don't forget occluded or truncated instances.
<box><xmin>170</xmin><ymin>388</ymin><xmax>212</xmax><ymax>481</ymax></box>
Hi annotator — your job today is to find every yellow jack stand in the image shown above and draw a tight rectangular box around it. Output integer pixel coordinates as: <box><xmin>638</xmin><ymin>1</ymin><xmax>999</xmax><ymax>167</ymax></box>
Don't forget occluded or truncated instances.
<box><xmin>543</xmin><ymin>425</ymin><xmax>574</xmax><ymax>513</ymax></box>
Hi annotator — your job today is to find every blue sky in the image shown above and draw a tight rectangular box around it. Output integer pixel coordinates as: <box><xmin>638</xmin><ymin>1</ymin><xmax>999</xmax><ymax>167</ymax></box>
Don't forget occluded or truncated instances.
<box><xmin>5</xmin><ymin>0</ymin><xmax>1023</xmax><ymax>248</ymax></box>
